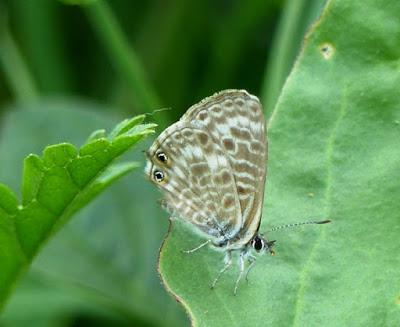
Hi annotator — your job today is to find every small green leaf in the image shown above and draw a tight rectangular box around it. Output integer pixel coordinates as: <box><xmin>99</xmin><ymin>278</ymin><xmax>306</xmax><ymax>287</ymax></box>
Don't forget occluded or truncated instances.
<box><xmin>0</xmin><ymin>114</ymin><xmax>155</xmax><ymax>309</ymax></box>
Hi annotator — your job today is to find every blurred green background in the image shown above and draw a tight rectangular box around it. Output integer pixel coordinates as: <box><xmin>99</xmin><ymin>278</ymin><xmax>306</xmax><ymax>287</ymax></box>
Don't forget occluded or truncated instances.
<box><xmin>0</xmin><ymin>0</ymin><xmax>325</xmax><ymax>326</ymax></box>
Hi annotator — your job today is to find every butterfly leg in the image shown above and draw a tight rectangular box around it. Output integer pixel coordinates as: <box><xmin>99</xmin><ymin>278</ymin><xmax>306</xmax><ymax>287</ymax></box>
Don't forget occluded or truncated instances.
<box><xmin>245</xmin><ymin>254</ymin><xmax>257</xmax><ymax>283</ymax></box>
<box><xmin>210</xmin><ymin>250</ymin><xmax>232</xmax><ymax>290</ymax></box>
<box><xmin>233</xmin><ymin>252</ymin><xmax>246</xmax><ymax>295</ymax></box>
<box><xmin>182</xmin><ymin>239</ymin><xmax>211</xmax><ymax>254</ymax></box>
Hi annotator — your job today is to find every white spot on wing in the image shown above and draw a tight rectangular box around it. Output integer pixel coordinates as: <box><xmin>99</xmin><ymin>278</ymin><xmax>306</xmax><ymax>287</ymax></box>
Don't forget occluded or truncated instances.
<box><xmin>208</xmin><ymin>155</ymin><xmax>220</xmax><ymax>170</ymax></box>
<box><xmin>192</xmin><ymin>146</ymin><xmax>203</xmax><ymax>159</ymax></box>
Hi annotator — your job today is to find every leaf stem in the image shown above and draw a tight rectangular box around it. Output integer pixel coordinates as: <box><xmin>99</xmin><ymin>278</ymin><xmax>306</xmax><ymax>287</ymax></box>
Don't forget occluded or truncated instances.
<box><xmin>261</xmin><ymin>0</ymin><xmax>311</xmax><ymax>116</ymax></box>
<box><xmin>83</xmin><ymin>0</ymin><xmax>162</xmax><ymax>114</ymax></box>
<box><xmin>0</xmin><ymin>11</ymin><xmax>39</xmax><ymax>102</ymax></box>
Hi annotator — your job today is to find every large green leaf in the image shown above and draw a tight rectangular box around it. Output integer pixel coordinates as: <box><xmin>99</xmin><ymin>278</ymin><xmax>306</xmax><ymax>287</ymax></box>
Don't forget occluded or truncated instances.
<box><xmin>159</xmin><ymin>0</ymin><xmax>400</xmax><ymax>326</ymax></box>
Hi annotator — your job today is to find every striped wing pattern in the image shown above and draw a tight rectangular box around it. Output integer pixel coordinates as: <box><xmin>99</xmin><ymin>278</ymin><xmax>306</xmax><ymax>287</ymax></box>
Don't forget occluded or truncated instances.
<box><xmin>145</xmin><ymin>90</ymin><xmax>266</xmax><ymax>248</ymax></box>
<box><xmin>146</xmin><ymin>121</ymin><xmax>242</xmax><ymax>243</ymax></box>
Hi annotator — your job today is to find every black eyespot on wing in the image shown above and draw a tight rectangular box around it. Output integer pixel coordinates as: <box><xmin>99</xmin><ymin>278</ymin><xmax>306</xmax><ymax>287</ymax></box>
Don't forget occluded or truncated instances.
<box><xmin>153</xmin><ymin>170</ymin><xmax>165</xmax><ymax>182</ymax></box>
<box><xmin>156</xmin><ymin>152</ymin><xmax>168</xmax><ymax>163</ymax></box>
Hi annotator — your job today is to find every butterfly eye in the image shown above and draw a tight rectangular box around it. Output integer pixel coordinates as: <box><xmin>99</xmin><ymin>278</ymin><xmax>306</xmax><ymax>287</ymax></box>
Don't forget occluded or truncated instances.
<box><xmin>156</xmin><ymin>152</ymin><xmax>168</xmax><ymax>163</ymax></box>
<box><xmin>252</xmin><ymin>236</ymin><xmax>264</xmax><ymax>252</ymax></box>
<box><xmin>153</xmin><ymin>170</ymin><xmax>165</xmax><ymax>182</ymax></box>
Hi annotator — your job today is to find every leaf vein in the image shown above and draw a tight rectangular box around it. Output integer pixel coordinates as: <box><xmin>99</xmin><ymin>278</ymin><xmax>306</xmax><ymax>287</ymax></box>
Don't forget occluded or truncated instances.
<box><xmin>292</xmin><ymin>90</ymin><xmax>348</xmax><ymax>326</ymax></box>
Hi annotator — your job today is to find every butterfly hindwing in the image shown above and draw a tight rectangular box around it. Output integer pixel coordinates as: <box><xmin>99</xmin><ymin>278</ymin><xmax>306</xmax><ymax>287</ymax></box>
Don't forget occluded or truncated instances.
<box><xmin>145</xmin><ymin>121</ymin><xmax>243</xmax><ymax>243</ymax></box>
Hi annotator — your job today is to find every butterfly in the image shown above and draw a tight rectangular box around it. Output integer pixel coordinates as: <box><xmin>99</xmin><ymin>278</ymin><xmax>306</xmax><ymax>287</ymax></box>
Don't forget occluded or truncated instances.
<box><xmin>145</xmin><ymin>90</ymin><xmax>329</xmax><ymax>294</ymax></box>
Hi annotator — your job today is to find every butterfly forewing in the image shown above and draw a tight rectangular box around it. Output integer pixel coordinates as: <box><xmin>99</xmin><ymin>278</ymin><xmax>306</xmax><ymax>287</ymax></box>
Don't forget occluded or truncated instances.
<box><xmin>145</xmin><ymin>90</ymin><xmax>267</xmax><ymax>248</ymax></box>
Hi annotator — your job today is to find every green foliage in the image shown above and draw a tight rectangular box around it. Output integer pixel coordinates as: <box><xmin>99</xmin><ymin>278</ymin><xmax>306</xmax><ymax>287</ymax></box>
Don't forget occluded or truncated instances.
<box><xmin>59</xmin><ymin>0</ymin><xmax>97</xmax><ymax>5</ymax></box>
<box><xmin>0</xmin><ymin>109</ymin><xmax>155</xmax><ymax>309</ymax></box>
<box><xmin>159</xmin><ymin>0</ymin><xmax>400</xmax><ymax>326</ymax></box>
<box><xmin>2</xmin><ymin>0</ymin><xmax>398</xmax><ymax>326</ymax></box>
<box><xmin>0</xmin><ymin>100</ymin><xmax>186</xmax><ymax>326</ymax></box>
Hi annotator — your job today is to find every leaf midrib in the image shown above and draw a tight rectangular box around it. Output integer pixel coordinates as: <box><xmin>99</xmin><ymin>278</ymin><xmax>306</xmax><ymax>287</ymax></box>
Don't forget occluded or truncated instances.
<box><xmin>291</xmin><ymin>89</ymin><xmax>348</xmax><ymax>326</ymax></box>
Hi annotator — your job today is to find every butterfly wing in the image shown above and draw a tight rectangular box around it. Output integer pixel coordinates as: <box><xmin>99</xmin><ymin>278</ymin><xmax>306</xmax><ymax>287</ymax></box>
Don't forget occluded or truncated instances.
<box><xmin>181</xmin><ymin>90</ymin><xmax>267</xmax><ymax>246</ymax></box>
<box><xmin>145</xmin><ymin>120</ymin><xmax>243</xmax><ymax>243</ymax></box>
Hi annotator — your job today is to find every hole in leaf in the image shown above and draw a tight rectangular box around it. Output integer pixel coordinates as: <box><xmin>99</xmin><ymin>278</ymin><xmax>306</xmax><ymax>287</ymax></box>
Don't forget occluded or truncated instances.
<box><xmin>320</xmin><ymin>43</ymin><xmax>335</xmax><ymax>60</ymax></box>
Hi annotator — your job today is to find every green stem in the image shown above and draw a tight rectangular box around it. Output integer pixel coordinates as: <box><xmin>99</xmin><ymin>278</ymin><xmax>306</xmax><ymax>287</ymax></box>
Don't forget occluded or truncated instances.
<box><xmin>261</xmin><ymin>0</ymin><xmax>310</xmax><ymax>116</ymax></box>
<box><xmin>0</xmin><ymin>16</ymin><xmax>39</xmax><ymax>102</ymax></box>
<box><xmin>12</xmin><ymin>0</ymin><xmax>73</xmax><ymax>94</ymax></box>
<box><xmin>84</xmin><ymin>0</ymin><xmax>164</xmax><ymax>118</ymax></box>
<box><xmin>199</xmin><ymin>0</ymin><xmax>280</xmax><ymax>98</ymax></box>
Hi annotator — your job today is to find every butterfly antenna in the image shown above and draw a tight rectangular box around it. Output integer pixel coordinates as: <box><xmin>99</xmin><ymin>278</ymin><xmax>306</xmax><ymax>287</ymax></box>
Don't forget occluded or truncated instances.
<box><xmin>145</xmin><ymin>107</ymin><xmax>172</xmax><ymax>117</ymax></box>
<box><xmin>266</xmin><ymin>219</ymin><xmax>331</xmax><ymax>232</ymax></box>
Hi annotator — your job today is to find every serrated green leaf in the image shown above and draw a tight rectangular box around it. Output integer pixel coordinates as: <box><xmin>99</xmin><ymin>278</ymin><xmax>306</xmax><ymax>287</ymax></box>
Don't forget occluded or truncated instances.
<box><xmin>158</xmin><ymin>1</ymin><xmax>400</xmax><ymax>326</ymax></box>
<box><xmin>0</xmin><ymin>99</ymin><xmax>186</xmax><ymax>326</ymax></box>
<box><xmin>0</xmin><ymin>112</ymin><xmax>155</xmax><ymax>309</ymax></box>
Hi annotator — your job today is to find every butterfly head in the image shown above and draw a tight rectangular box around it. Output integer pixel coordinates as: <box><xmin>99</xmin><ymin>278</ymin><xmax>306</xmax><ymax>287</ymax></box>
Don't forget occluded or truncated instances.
<box><xmin>251</xmin><ymin>234</ymin><xmax>276</xmax><ymax>255</ymax></box>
